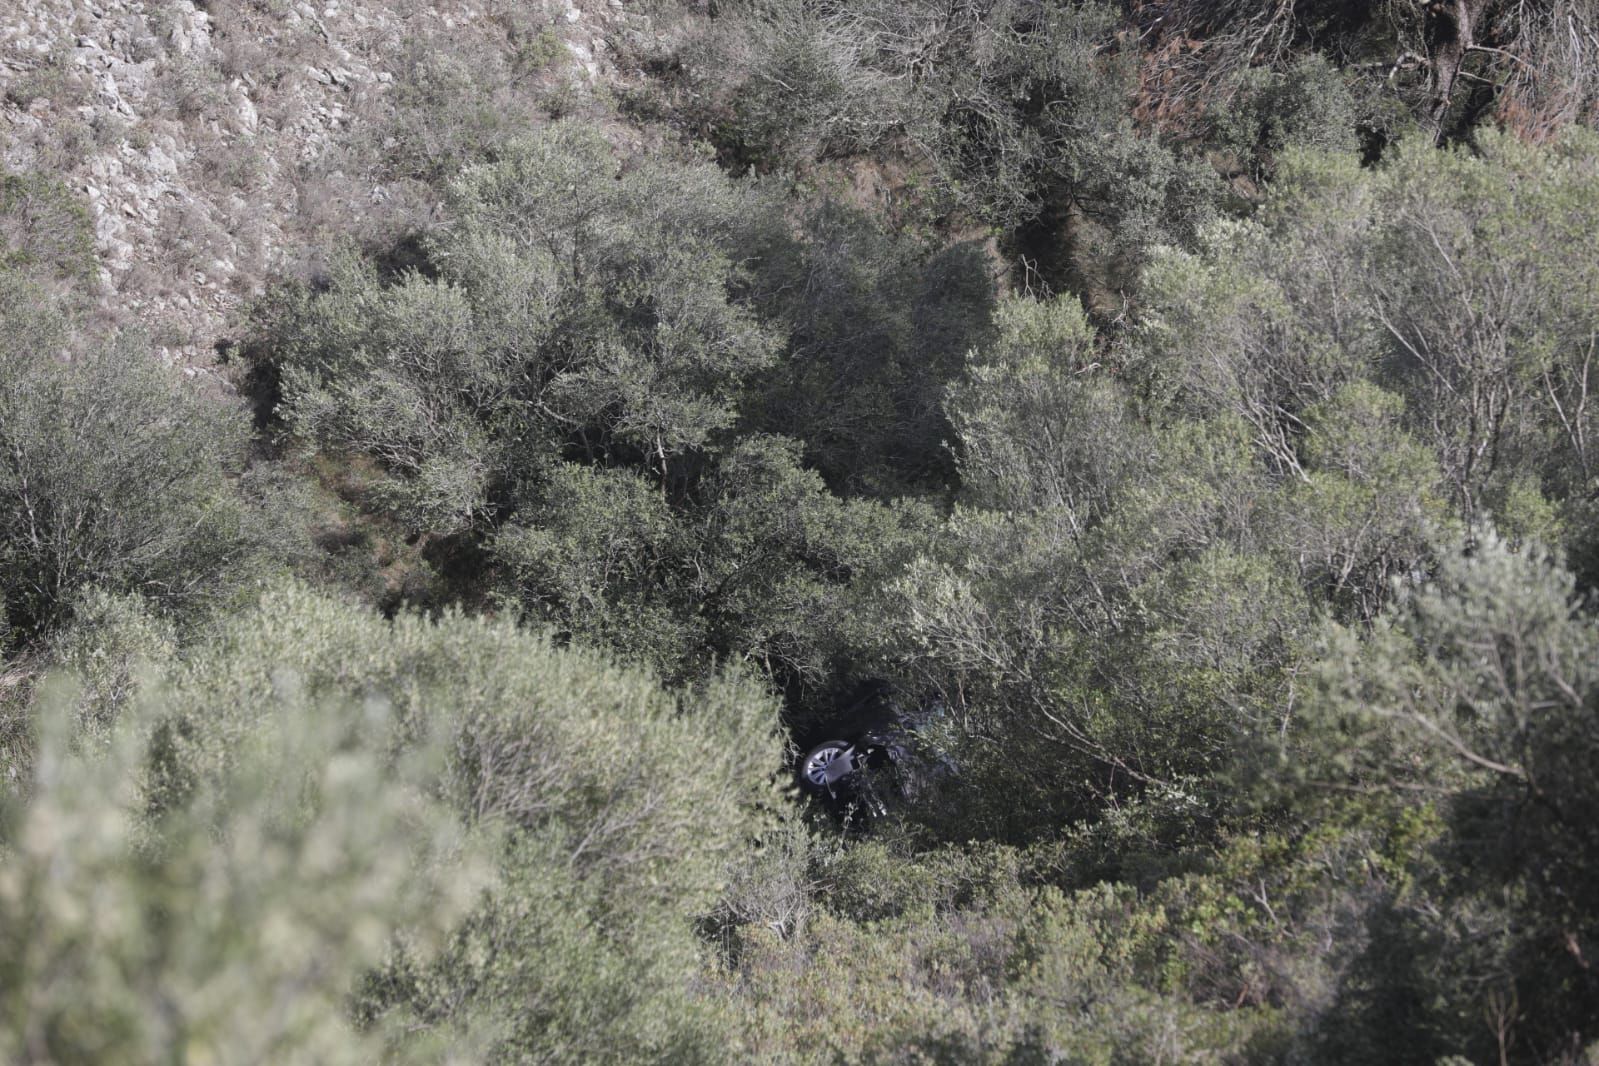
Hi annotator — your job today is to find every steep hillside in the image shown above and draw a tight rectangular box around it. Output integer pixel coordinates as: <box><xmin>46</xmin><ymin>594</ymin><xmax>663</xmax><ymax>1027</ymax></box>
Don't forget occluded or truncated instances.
<box><xmin>2</xmin><ymin>0</ymin><xmax>629</xmax><ymax>361</ymax></box>
<box><xmin>6</xmin><ymin>2</ymin><xmax>1599</xmax><ymax>1062</ymax></box>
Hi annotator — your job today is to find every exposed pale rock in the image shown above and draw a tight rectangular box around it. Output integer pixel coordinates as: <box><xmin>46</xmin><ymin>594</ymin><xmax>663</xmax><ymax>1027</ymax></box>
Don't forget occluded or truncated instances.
<box><xmin>2</xmin><ymin>0</ymin><xmax>628</xmax><ymax>364</ymax></box>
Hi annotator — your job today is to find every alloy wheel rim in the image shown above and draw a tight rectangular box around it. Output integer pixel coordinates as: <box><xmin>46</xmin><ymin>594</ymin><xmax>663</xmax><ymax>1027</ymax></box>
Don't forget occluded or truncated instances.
<box><xmin>804</xmin><ymin>745</ymin><xmax>844</xmax><ymax>784</ymax></box>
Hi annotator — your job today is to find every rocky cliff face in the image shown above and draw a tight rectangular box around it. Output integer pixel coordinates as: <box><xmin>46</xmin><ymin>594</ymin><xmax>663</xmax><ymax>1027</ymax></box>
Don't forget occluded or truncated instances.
<box><xmin>1</xmin><ymin>0</ymin><xmax>628</xmax><ymax>364</ymax></box>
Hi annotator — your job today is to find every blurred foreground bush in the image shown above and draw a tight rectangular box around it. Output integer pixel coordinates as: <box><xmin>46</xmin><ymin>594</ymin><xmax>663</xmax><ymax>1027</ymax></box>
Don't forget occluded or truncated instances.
<box><xmin>2</xmin><ymin>584</ymin><xmax>783</xmax><ymax>1064</ymax></box>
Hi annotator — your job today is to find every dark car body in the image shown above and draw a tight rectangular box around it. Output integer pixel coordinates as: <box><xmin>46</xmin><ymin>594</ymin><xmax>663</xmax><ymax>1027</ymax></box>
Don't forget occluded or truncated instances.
<box><xmin>794</xmin><ymin>683</ymin><xmax>948</xmax><ymax>816</ymax></box>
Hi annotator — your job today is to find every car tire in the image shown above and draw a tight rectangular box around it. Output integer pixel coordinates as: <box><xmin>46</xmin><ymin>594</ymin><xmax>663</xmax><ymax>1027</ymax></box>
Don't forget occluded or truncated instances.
<box><xmin>798</xmin><ymin>740</ymin><xmax>851</xmax><ymax>797</ymax></box>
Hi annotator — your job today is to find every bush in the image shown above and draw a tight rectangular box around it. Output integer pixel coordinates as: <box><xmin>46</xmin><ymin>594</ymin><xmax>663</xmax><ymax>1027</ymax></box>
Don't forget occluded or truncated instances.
<box><xmin>0</xmin><ymin>671</ymin><xmax>486</xmax><ymax>1064</ymax></box>
<box><xmin>0</xmin><ymin>172</ymin><xmax>96</xmax><ymax>284</ymax></box>
<box><xmin>1291</xmin><ymin>536</ymin><xmax>1599</xmax><ymax>1061</ymax></box>
<box><xmin>267</xmin><ymin>120</ymin><xmax>781</xmax><ymax>532</ymax></box>
<box><xmin>133</xmin><ymin>583</ymin><xmax>785</xmax><ymax>1062</ymax></box>
<box><xmin>495</xmin><ymin>434</ymin><xmax>930</xmax><ymax>689</ymax></box>
<box><xmin>680</xmin><ymin>0</ymin><xmax>1219</xmax><ymax>263</ymax></box>
<box><xmin>1211</xmin><ymin>56</ymin><xmax>1361</xmax><ymax>179</ymax></box>
<box><xmin>46</xmin><ymin>589</ymin><xmax>177</xmax><ymax>741</ymax></box>
<box><xmin>0</xmin><ymin>272</ymin><xmax>266</xmax><ymax>645</ymax></box>
<box><xmin>743</xmin><ymin>201</ymin><xmax>996</xmax><ymax>495</ymax></box>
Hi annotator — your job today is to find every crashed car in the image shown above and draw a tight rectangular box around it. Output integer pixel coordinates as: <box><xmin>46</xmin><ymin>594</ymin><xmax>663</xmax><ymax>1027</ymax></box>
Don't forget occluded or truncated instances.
<box><xmin>794</xmin><ymin>685</ymin><xmax>949</xmax><ymax>817</ymax></box>
<box><xmin>797</xmin><ymin>730</ymin><xmax>907</xmax><ymax>816</ymax></box>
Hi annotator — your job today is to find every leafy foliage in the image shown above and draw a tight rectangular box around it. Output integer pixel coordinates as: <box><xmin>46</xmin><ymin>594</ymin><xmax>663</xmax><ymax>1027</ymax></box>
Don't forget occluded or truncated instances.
<box><xmin>0</xmin><ymin>172</ymin><xmax>96</xmax><ymax>283</ymax></box>
<box><xmin>268</xmin><ymin>121</ymin><xmax>779</xmax><ymax>530</ymax></box>
<box><xmin>0</xmin><ymin>667</ymin><xmax>484</xmax><ymax>1064</ymax></box>
<box><xmin>683</xmin><ymin>0</ymin><xmax>1222</xmax><ymax>258</ymax></box>
<box><xmin>11</xmin><ymin>7</ymin><xmax>1599</xmax><ymax>1062</ymax></box>
<box><xmin>0</xmin><ymin>272</ymin><xmax>267</xmax><ymax>646</ymax></box>
<box><xmin>7</xmin><ymin>583</ymin><xmax>782</xmax><ymax>1064</ymax></box>
<box><xmin>741</xmin><ymin>201</ymin><xmax>996</xmax><ymax>494</ymax></box>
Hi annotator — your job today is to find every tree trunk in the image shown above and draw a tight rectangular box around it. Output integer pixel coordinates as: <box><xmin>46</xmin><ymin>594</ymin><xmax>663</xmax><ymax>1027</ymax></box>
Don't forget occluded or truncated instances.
<box><xmin>1425</xmin><ymin>0</ymin><xmax>1494</xmax><ymax>139</ymax></box>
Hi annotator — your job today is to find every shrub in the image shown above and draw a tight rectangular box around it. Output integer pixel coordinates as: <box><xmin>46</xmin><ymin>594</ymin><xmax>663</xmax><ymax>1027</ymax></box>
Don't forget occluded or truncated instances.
<box><xmin>0</xmin><ymin>671</ymin><xmax>486</xmax><ymax>1065</ymax></box>
<box><xmin>0</xmin><ymin>172</ymin><xmax>96</xmax><ymax>284</ymax></box>
<box><xmin>267</xmin><ymin>120</ymin><xmax>781</xmax><ymax>532</ymax></box>
<box><xmin>680</xmin><ymin>0</ymin><xmax>1219</xmax><ymax>262</ymax></box>
<box><xmin>135</xmin><ymin>583</ymin><xmax>785</xmax><ymax>1062</ymax></box>
<box><xmin>1211</xmin><ymin>56</ymin><xmax>1361</xmax><ymax>179</ymax></box>
<box><xmin>0</xmin><ymin>272</ymin><xmax>266</xmax><ymax>645</ymax></box>
<box><xmin>495</xmin><ymin>434</ymin><xmax>930</xmax><ymax>689</ymax></box>
<box><xmin>742</xmin><ymin>201</ymin><xmax>996</xmax><ymax>495</ymax></box>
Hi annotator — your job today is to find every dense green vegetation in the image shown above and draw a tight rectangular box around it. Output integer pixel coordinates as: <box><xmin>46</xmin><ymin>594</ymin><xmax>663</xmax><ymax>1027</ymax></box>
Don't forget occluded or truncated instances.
<box><xmin>6</xmin><ymin>0</ymin><xmax>1599</xmax><ymax>1061</ymax></box>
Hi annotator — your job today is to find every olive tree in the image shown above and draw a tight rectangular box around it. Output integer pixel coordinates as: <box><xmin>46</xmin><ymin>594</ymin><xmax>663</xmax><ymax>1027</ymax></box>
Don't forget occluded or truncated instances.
<box><xmin>887</xmin><ymin>296</ymin><xmax>1308</xmax><ymax>838</ymax></box>
<box><xmin>269</xmin><ymin>121</ymin><xmax>781</xmax><ymax>533</ymax></box>
<box><xmin>1300</xmin><ymin>536</ymin><xmax>1599</xmax><ymax>1062</ymax></box>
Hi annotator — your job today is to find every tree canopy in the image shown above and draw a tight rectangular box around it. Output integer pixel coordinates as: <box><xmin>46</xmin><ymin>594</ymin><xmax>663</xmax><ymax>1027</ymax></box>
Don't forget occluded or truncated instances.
<box><xmin>6</xmin><ymin>1</ymin><xmax>1599</xmax><ymax>1060</ymax></box>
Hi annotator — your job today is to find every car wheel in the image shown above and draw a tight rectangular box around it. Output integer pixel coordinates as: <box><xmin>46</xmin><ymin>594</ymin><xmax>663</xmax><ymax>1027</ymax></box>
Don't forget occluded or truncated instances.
<box><xmin>798</xmin><ymin>740</ymin><xmax>850</xmax><ymax>796</ymax></box>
